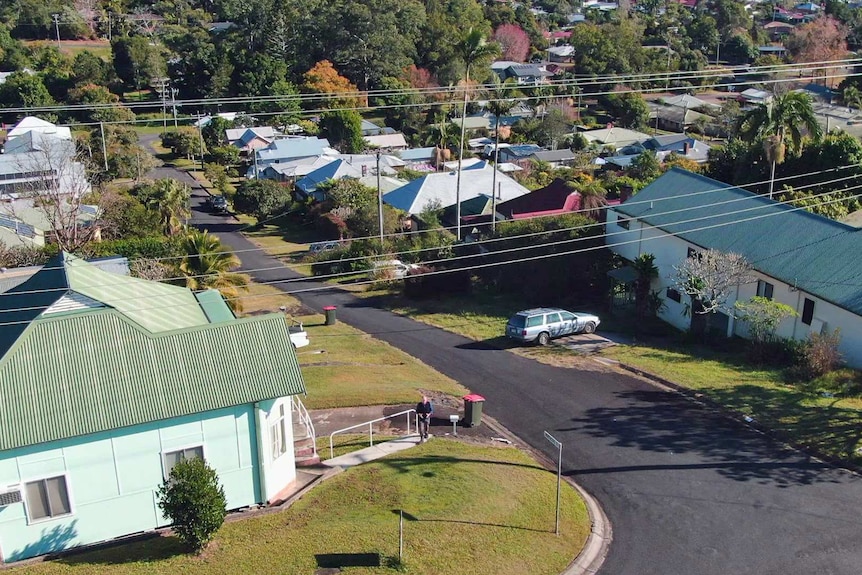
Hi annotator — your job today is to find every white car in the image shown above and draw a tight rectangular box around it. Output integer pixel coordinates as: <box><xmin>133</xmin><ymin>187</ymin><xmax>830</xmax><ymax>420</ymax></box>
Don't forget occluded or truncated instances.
<box><xmin>368</xmin><ymin>259</ymin><xmax>420</xmax><ymax>280</ymax></box>
<box><xmin>505</xmin><ymin>308</ymin><xmax>601</xmax><ymax>346</ymax></box>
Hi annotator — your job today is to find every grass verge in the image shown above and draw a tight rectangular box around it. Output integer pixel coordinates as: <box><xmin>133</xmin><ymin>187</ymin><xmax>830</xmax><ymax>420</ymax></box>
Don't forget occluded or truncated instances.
<box><xmin>601</xmin><ymin>342</ymin><xmax>862</xmax><ymax>464</ymax></box>
<box><xmin>14</xmin><ymin>440</ymin><xmax>589</xmax><ymax>575</ymax></box>
<box><xmin>239</xmin><ymin>283</ymin><xmax>466</xmax><ymax>409</ymax></box>
<box><xmin>316</xmin><ymin>433</ymin><xmax>399</xmax><ymax>460</ymax></box>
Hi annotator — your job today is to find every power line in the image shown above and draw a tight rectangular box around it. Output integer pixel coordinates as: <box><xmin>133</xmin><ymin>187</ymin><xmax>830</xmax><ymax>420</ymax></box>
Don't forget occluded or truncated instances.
<box><xmin>0</xmin><ymin>184</ymin><xmax>857</xmax><ymax>319</ymax></box>
<box><xmin>4</xmin><ymin>162</ymin><xmax>859</xmax><ymax>288</ymax></box>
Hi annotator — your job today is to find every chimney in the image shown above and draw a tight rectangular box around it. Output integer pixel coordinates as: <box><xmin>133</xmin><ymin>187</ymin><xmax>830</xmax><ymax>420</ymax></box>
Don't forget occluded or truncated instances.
<box><xmin>362</xmin><ymin>165</ymin><xmax>368</xmax><ymax>176</ymax></box>
<box><xmin>683</xmin><ymin>141</ymin><xmax>690</xmax><ymax>155</ymax></box>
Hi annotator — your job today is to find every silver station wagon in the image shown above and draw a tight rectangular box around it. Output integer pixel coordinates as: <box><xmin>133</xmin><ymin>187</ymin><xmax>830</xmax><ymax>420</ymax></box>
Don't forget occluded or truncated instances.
<box><xmin>505</xmin><ymin>307</ymin><xmax>601</xmax><ymax>346</ymax></box>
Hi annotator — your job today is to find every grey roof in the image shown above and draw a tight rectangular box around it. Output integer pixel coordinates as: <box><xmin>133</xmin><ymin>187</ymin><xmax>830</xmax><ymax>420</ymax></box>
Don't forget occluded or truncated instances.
<box><xmin>532</xmin><ymin>149</ymin><xmax>576</xmax><ymax>162</ymax></box>
<box><xmin>614</xmin><ymin>168</ymin><xmax>862</xmax><ymax>316</ymax></box>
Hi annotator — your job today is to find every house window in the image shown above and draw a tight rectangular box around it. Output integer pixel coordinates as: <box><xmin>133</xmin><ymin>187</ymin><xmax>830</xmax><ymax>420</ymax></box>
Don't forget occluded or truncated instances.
<box><xmin>25</xmin><ymin>476</ymin><xmax>71</xmax><ymax>521</ymax></box>
<box><xmin>163</xmin><ymin>446</ymin><xmax>204</xmax><ymax>478</ymax></box>
<box><xmin>666</xmin><ymin>288</ymin><xmax>681</xmax><ymax>302</ymax></box>
<box><xmin>271</xmin><ymin>404</ymin><xmax>288</xmax><ymax>460</ymax></box>
<box><xmin>801</xmin><ymin>298</ymin><xmax>815</xmax><ymax>325</ymax></box>
<box><xmin>617</xmin><ymin>216</ymin><xmax>630</xmax><ymax>230</ymax></box>
<box><xmin>756</xmin><ymin>280</ymin><xmax>774</xmax><ymax>300</ymax></box>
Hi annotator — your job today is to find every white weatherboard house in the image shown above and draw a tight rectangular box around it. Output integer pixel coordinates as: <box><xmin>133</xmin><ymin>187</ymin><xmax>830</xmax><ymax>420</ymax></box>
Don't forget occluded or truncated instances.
<box><xmin>606</xmin><ymin>168</ymin><xmax>862</xmax><ymax>367</ymax></box>
<box><xmin>0</xmin><ymin>254</ymin><xmax>313</xmax><ymax>562</ymax></box>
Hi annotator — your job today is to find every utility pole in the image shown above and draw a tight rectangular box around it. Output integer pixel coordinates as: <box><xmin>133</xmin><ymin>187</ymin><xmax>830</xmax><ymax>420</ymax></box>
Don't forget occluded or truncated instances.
<box><xmin>52</xmin><ymin>14</ymin><xmax>61</xmax><ymax>50</ymax></box>
<box><xmin>197</xmin><ymin>113</ymin><xmax>205</xmax><ymax>172</ymax></box>
<box><xmin>376</xmin><ymin>150</ymin><xmax>384</xmax><ymax>246</ymax></box>
<box><xmin>153</xmin><ymin>77</ymin><xmax>169</xmax><ymax>135</ymax></box>
<box><xmin>99</xmin><ymin>121</ymin><xmax>108</xmax><ymax>172</ymax></box>
<box><xmin>171</xmin><ymin>87</ymin><xmax>178</xmax><ymax>128</ymax></box>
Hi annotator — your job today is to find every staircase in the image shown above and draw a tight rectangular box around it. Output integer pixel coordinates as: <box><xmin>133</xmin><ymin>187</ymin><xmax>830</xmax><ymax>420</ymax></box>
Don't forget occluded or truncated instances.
<box><xmin>291</xmin><ymin>396</ymin><xmax>320</xmax><ymax>467</ymax></box>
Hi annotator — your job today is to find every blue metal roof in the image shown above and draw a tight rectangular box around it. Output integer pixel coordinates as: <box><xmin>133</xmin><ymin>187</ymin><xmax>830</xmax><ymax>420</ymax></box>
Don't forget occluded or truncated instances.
<box><xmin>296</xmin><ymin>160</ymin><xmax>343</xmax><ymax>193</ymax></box>
<box><xmin>615</xmin><ymin>168</ymin><xmax>862</xmax><ymax>315</ymax></box>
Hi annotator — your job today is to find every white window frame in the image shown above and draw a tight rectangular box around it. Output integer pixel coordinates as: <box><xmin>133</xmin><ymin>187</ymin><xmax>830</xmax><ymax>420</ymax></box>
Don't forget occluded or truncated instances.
<box><xmin>23</xmin><ymin>472</ymin><xmax>74</xmax><ymax>525</ymax></box>
<box><xmin>271</xmin><ymin>403</ymin><xmax>288</xmax><ymax>461</ymax></box>
<box><xmin>161</xmin><ymin>444</ymin><xmax>205</xmax><ymax>480</ymax></box>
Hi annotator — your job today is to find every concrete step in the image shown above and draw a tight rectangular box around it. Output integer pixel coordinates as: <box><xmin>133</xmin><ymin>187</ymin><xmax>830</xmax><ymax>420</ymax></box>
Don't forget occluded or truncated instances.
<box><xmin>295</xmin><ymin>453</ymin><xmax>321</xmax><ymax>467</ymax></box>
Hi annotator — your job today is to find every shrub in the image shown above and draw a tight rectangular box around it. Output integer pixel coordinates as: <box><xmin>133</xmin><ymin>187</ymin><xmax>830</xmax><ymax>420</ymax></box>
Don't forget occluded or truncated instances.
<box><xmin>787</xmin><ymin>329</ymin><xmax>844</xmax><ymax>381</ymax></box>
<box><xmin>403</xmin><ymin>265</ymin><xmax>471</xmax><ymax>299</ymax></box>
<box><xmin>157</xmin><ymin>458</ymin><xmax>227</xmax><ymax>552</ymax></box>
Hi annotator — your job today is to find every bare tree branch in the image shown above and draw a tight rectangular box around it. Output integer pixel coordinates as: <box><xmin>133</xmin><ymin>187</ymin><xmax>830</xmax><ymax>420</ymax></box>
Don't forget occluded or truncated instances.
<box><xmin>673</xmin><ymin>249</ymin><xmax>755</xmax><ymax>316</ymax></box>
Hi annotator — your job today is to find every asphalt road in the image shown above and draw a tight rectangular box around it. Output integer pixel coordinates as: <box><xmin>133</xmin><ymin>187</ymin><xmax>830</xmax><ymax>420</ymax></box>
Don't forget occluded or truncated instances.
<box><xmin>183</xmin><ymin>187</ymin><xmax>862</xmax><ymax>574</ymax></box>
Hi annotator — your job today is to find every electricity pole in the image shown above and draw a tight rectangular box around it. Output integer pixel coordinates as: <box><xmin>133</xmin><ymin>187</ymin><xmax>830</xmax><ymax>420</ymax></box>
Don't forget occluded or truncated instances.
<box><xmin>99</xmin><ymin>121</ymin><xmax>108</xmax><ymax>172</ymax></box>
<box><xmin>171</xmin><ymin>88</ymin><xmax>178</xmax><ymax>128</ymax></box>
<box><xmin>52</xmin><ymin>14</ymin><xmax>61</xmax><ymax>50</ymax></box>
<box><xmin>376</xmin><ymin>150</ymin><xmax>384</xmax><ymax>246</ymax></box>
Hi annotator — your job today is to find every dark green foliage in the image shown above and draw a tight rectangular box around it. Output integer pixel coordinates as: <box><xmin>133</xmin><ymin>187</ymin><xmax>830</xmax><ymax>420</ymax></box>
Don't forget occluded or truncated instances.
<box><xmin>629</xmin><ymin>150</ymin><xmax>662</xmax><ymax>182</ymax></box>
<box><xmin>788</xmin><ymin>330</ymin><xmax>845</xmax><ymax>381</ymax></box>
<box><xmin>112</xmin><ymin>35</ymin><xmax>165</xmax><ymax>91</ymax></box>
<box><xmin>472</xmin><ymin>214</ymin><xmax>612</xmax><ymax>303</ymax></box>
<box><xmin>601</xmin><ymin>92</ymin><xmax>650</xmax><ymax>130</ymax></box>
<box><xmin>157</xmin><ymin>458</ymin><xmax>227</xmax><ymax>552</ymax></box>
<box><xmin>319</xmin><ymin>110</ymin><xmax>366</xmax><ymax>153</ymax></box>
<box><xmin>78</xmin><ymin>237</ymin><xmax>184</xmax><ymax>261</ymax></box>
<box><xmin>403</xmin><ymin>264</ymin><xmax>471</xmax><ymax>298</ymax></box>
<box><xmin>234</xmin><ymin>180</ymin><xmax>293</xmax><ymax>221</ymax></box>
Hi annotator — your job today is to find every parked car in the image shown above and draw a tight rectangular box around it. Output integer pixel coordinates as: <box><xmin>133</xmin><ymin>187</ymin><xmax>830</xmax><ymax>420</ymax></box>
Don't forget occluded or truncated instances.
<box><xmin>505</xmin><ymin>307</ymin><xmax>601</xmax><ymax>346</ymax></box>
<box><xmin>308</xmin><ymin>241</ymin><xmax>341</xmax><ymax>254</ymax></box>
<box><xmin>208</xmin><ymin>195</ymin><xmax>229</xmax><ymax>214</ymax></box>
<box><xmin>368</xmin><ymin>259</ymin><xmax>420</xmax><ymax>280</ymax></box>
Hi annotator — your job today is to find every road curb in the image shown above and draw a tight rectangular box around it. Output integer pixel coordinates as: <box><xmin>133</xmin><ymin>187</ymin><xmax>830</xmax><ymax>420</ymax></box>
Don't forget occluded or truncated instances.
<box><xmin>480</xmin><ymin>415</ymin><xmax>612</xmax><ymax>575</ymax></box>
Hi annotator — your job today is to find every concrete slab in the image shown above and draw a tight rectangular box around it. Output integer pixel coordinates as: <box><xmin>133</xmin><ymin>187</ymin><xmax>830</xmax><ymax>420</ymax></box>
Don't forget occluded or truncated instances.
<box><xmin>553</xmin><ymin>331</ymin><xmax>632</xmax><ymax>353</ymax></box>
<box><xmin>323</xmin><ymin>434</ymin><xmax>424</xmax><ymax>470</ymax></box>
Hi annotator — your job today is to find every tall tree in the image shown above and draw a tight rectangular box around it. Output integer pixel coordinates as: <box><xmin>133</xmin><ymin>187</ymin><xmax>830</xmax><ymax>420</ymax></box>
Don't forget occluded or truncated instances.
<box><xmin>738</xmin><ymin>91</ymin><xmax>823</xmax><ymax>199</ymax></box>
<box><xmin>319</xmin><ymin>109</ymin><xmax>365</xmax><ymax>153</ymax></box>
<box><xmin>785</xmin><ymin>16</ymin><xmax>849</xmax><ymax>81</ymax></box>
<box><xmin>179</xmin><ymin>229</ymin><xmax>249</xmax><ymax>312</ymax></box>
<box><xmin>493</xmin><ymin>23</ymin><xmax>529</xmax><ymax>62</ymax></box>
<box><xmin>135</xmin><ymin>178</ymin><xmax>192</xmax><ymax>236</ymax></box>
<box><xmin>302</xmin><ymin>60</ymin><xmax>364</xmax><ymax>108</ymax></box>
<box><xmin>453</xmin><ymin>28</ymin><xmax>499</xmax><ymax>240</ymax></box>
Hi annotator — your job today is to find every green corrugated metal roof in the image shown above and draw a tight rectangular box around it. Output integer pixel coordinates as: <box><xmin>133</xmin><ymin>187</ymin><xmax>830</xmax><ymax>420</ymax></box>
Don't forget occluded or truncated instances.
<box><xmin>0</xmin><ymin>253</ymin><xmax>209</xmax><ymax>357</ymax></box>
<box><xmin>64</xmin><ymin>255</ymin><xmax>209</xmax><ymax>332</ymax></box>
<box><xmin>616</xmin><ymin>168</ymin><xmax>862</xmax><ymax>315</ymax></box>
<box><xmin>0</xmin><ymin>312</ymin><xmax>305</xmax><ymax>451</ymax></box>
<box><xmin>195</xmin><ymin>289</ymin><xmax>236</xmax><ymax>323</ymax></box>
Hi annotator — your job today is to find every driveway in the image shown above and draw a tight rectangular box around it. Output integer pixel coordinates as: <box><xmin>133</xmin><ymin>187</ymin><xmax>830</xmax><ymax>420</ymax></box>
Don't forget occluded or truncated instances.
<box><xmin>186</xmin><ymin>208</ymin><xmax>862</xmax><ymax>575</ymax></box>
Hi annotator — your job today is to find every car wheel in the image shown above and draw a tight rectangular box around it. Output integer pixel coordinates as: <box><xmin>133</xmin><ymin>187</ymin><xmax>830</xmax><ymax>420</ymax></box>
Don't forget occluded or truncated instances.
<box><xmin>583</xmin><ymin>322</ymin><xmax>596</xmax><ymax>334</ymax></box>
<box><xmin>537</xmin><ymin>332</ymin><xmax>551</xmax><ymax>346</ymax></box>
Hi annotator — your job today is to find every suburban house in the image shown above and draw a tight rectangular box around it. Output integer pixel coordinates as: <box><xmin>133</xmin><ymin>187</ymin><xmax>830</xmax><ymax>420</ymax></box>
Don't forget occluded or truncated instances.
<box><xmin>398</xmin><ymin>147</ymin><xmax>438</xmax><ymax>171</ymax></box>
<box><xmin>225</xmin><ymin>127</ymin><xmax>281</xmax><ymax>154</ymax></box>
<box><xmin>360</xmin><ymin>120</ymin><xmax>395</xmax><ymax>137</ymax></box>
<box><xmin>547</xmin><ymin>45</ymin><xmax>575</xmax><ymax>63</ymax></box>
<box><xmin>5</xmin><ymin>116</ymin><xmax>71</xmax><ymax>142</ymax></box>
<box><xmin>384</xmin><ymin>162</ymin><xmax>529</xmax><ymax>215</ymax></box>
<box><xmin>363</xmin><ymin>133</ymin><xmax>409</xmax><ymax>151</ymax></box>
<box><xmin>738</xmin><ymin>88</ymin><xmax>772</xmax><ymax>106</ymax></box>
<box><xmin>493</xmin><ymin>63</ymin><xmax>552</xmax><ymax>86</ymax></box>
<box><xmin>530</xmin><ymin>148</ymin><xmax>577</xmax><ymax>168</ymax></box>
<box><xmin>582</xmin><ymin>126</ymin><xmax>652</xmax><ymax>149</ymax></box>
<box><xmin>294</xmin><ymin>155</ymin><xmax>406</xmax><ymax>201</ymax></box>
<box><xmin>606</xmin><ymin>168</ymin><xmax>862</xmax><ymax>367</ymax></box>
<box><xmin>497</xmin><ymin>144</ymin><xmax>545</xmax><ymax>166</ymax></box>
<box><xmin>763</xmin><ymin>21</ymin><xmax>795</xmax><ymax>39</ymax></box>
<box><xmin>0</xmin><ymin>254</ymin><xmax>312</xmax><ymax>561</ymax></box>
<box><xmin>496</xmin><ymin>178</ymin><xmax>581</xmax><ymax>219</ymax></box>
<box><xmin>254</xmin><ymin>137</ymin><xmax>336</xmax><ymax>169</ymax></box>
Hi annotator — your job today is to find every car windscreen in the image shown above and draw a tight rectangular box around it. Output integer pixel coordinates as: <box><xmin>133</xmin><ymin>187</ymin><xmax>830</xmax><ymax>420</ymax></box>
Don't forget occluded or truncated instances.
<box><xmin>508</xmin><ymin>316</ymin><xmax>527</xmax><ymax>328</ymax></box>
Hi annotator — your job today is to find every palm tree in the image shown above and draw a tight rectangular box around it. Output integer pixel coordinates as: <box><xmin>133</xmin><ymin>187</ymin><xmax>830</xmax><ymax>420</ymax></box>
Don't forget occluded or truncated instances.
<box><xmin>738</xmin><ymin>92</ymin><xmax>823</xmax><ymax>199</ymax></box>
<box><xmin>632</xmin><ymin>253</ymin><xmax>659</xmax><ymax>322</ymax></box>
<box><xmin>179</xmin><ymin>229</ymin><xmax>249</xmax><ymax>312</ymax></box>
<box><xmin>485</xmin><ymin>78</ymin><xmax>521</xmax><ymax>230</ymax></box>
<box><xmin>568</xmin><ymin>179</ymin><xmax>608</xmax><ymax>219</ymax></box>
<box><xmin>146</xmin><ymin>178</ymin><xmax>191</xmax><ymax>236</ymax></box>
<box><xmin>454</xmin><ymin>29</ymin><xmax>499</xmax><ymax>240</ymax></box>
<box><xmin>844</xmin><ymin>85</ymin><xmax>862</xmax><ymax>111</ymax></box>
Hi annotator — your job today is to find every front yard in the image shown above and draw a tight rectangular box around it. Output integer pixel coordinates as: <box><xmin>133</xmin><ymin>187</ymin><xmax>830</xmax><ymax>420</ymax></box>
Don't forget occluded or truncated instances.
<box><xmin>12</xmin><ymin>441</ymin><xmax>590</xmax><ymax>575</ymax></box>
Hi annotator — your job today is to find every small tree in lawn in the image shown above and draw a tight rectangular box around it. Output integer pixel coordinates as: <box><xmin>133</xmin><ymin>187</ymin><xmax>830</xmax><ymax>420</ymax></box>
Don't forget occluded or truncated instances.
<box><xmin>157</xmin><ymin>458</ymin><xmax>227</xmax><ymax>553</ymax></box>
<box><xmin>734</xmin><ymin>295</ymin><xmax>798</xmax><ymax>362</ymax></box>
<box><xmin>673</xmin><ymin>249</ymin><xmax>754</xmax><ymax>339</ymax></box>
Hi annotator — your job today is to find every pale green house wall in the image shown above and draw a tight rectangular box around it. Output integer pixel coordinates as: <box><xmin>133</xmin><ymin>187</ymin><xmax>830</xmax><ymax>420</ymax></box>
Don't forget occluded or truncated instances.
<box><xmin>0</xmin><ymin>405</ymin><xmax>260</xmax><ymax>562</ymax></box>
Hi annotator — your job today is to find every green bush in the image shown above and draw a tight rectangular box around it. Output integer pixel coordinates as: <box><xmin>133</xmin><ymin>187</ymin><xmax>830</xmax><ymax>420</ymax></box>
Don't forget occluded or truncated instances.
<box><xmin>157</xmin><ymin>458</ymin><xmax>227</xmax><ymax>552</ymax></box>
<box><xmin>78</xmin><ymin>237</ymin><xmax>183</xmax><ymax>261</ymax></box>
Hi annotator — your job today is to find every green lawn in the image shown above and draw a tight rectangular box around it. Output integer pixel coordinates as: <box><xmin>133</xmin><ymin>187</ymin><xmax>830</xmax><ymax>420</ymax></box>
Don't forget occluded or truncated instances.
<box><xmin>239</xmin><ymin>283</ymin><xmax>467</xmax><ymax>409</ymax></box>
<box><xmin>12</xmin><ymin>441</ymin><xmax>590</xmax><ymax>575</ymax></box>
<box><xmin>300</xmin><ymin>315</ymin><xmax>467</xmax><ymax>408</ymax></box>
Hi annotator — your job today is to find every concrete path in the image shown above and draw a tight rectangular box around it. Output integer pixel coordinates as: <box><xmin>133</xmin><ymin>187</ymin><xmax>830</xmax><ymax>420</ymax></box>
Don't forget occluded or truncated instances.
<box><xmin>323</xmin><ymin>435</ymin><xmax>424</xmax><ymax>470</ymax></box>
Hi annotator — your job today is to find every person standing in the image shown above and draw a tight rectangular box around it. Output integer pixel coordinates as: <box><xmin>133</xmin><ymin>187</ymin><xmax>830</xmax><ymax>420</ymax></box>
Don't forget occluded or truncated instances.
<box><xmin>416</xmin><ymin>395</ymin><xmax>433</xmax><ymax>441</ymax></box>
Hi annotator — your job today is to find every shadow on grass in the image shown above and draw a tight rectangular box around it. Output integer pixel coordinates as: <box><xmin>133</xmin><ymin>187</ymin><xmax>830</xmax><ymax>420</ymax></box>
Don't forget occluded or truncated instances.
<box><xmin>57</xmin><ymin>534</ymin><xmax>187</xmax><ymax>566</ymax></box>
<box><xmin>316</xmin><ymin>552</ymin><xmax>381</xmax><ymax>568</ymax></box>
<box><xmin>376</xmin><ymin>454</ymin><xmax>544</xmax><ymax>476</ymax></box>
<box><xmin>563</xmin><ymin>388</ymin><xmax>852</xmax><ymax>487</ymax></box>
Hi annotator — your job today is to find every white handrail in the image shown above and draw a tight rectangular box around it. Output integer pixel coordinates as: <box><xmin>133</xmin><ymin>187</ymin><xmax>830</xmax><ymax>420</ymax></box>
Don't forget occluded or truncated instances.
<box><xmin>329</xmin><ymin>408</ymin><xmax>416</xmax><ymax>459</ymax></box>
<box><xmin>291</xmin><ymin>396</ymin><xmax>317</xmax><ymax>457</ymax></box>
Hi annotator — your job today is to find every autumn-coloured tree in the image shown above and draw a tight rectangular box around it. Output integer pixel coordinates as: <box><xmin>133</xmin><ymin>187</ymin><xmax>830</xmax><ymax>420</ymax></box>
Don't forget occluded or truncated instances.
<box><xmin>404</xmin><ymin>65</ymin><xmax>439</xmax><ymax>91</ymax></box>
<box><xmin>493</xmin><ymin>24</ymin><xmax>530</xmax><ymax>62</ymax></box>
<box><xmin>785</xmin><ymin>16</ymin><xmax>848</xmax><ymax>80</ymax></box>
<box><xmin>302</xmin><ymin>60</ymin><xmax>365</xmax><ymax>108</ymax></box>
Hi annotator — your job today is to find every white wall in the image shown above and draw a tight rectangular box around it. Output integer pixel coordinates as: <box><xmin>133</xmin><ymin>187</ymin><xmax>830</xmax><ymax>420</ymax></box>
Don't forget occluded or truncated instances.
<box><xmin>607</xmin><ymin>208</ymin><xmax>862</xmax><ymax>367</ymax></box>
<box><xmin>256</xmin><ymin>397</ymin><xmax>297</xmax><ymax>503</ymax></box>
